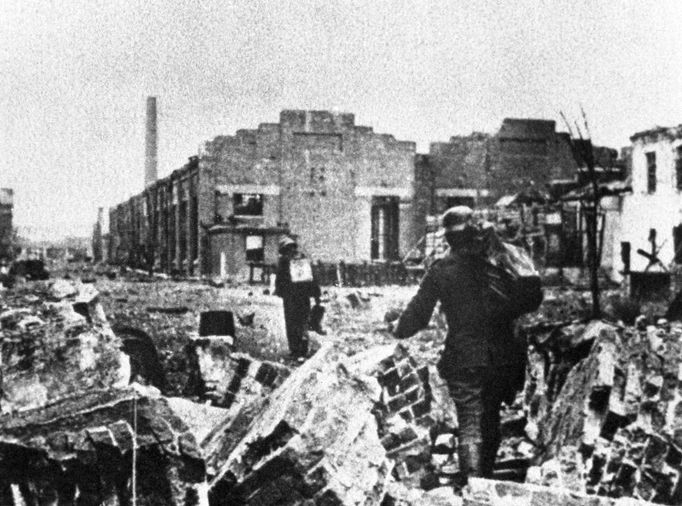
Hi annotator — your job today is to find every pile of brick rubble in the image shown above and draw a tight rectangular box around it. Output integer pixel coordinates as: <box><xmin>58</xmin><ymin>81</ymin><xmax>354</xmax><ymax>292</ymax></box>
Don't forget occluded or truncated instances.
<box><xmin>0</xmin><ymin>278</ymin><xmax>677</xmax><ymax>505</ymax></box>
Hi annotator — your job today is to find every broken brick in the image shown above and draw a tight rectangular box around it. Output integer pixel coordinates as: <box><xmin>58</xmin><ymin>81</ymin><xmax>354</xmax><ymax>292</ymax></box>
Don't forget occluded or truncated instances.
<box><xmin>379</xmin><ymin>368</ymin><xmax>401</xmax><ymax>390</ymax></box>
<box><xmin>399</xmin><ymin>372</ymin><xmax>420</xmax><ymax>391</ymax></box>
<box><xmin>87</xmin><ymin>426</ymin><xmax>116</xmax><ymax>447</ymax></box>
<box><xmin>108</xmin><ymin>420</ymin><xmax>134</xmax><ymax>452</ymax></box>
<box><xmin>411</xmin><ymin>399</ymin><xmax>430</xmax><ymax>418</ymax></box>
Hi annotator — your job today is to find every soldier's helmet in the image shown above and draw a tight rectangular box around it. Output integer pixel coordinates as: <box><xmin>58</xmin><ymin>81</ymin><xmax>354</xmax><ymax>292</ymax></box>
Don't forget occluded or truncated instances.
<box><xmin>442</xmin><ymin>206</ymin><xmax>474</xmax><ymax>231</ymax></box>
<box><xmin>278</xmin><ymin>236</ymin><xmax>297</xmax><ymax>253</ymax></box>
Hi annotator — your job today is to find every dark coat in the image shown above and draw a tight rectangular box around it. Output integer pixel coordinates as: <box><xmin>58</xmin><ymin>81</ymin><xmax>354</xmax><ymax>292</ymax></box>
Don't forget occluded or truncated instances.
<box><xmin>394</xmin><ymin>250</ymin><xmax>542</xmax><ymax>376</ymax></box>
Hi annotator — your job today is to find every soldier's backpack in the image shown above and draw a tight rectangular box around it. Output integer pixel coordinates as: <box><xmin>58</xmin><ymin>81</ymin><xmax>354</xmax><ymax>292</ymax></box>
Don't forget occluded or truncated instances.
<box><xmin>289</xmin><ymin>257</ymin><xmax>314</xmax><ymax>283</ymax></box>
<box><xmin>484</xmin><ymin>234</ymin><xmax>543</xmax><ymax>318</ymax></box>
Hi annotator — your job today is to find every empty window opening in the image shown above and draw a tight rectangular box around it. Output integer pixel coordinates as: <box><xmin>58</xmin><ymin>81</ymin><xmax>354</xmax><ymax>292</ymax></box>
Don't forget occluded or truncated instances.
<box><xmin>646</xmin><ymin>152</ymin><xmax>656</xmax><ymax>194</ymax></box>
<box><xmin>245</xmin><ymin>235</ymin><xmax>265</xmax><ymax>262</ymax></box>
<box><xmin>234</xmin><ymin>194</ymin><xmax>263</xmax><ymax>216</ymax></box>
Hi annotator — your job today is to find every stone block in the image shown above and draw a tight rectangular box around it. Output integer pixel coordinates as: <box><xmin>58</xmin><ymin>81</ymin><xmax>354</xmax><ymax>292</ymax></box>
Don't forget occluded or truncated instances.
<box><xmin>179</xmin><ymin>432</ymin><xmax>202</xmax><ymax>460</ymax></box>
<box><xmin>411</xmin><ymin>399</ymin><xmax>431</xmax><ymax>418</ymax></box>
<box><xmin>388</xmin><ymin>394</ymin><xmax>410</xmax><ymax>413</ymax></box>
<box><xmin>398</xmin><ymin>408</ymin><xmax>414</xmax><ymax>422</ymax></box>
<box><xmin>108</xmin><ymin>420</ymin><xmax>134</xmax><ymax>452</ymax></box>
<box><xmin>255</xmin><ymin>363</ymin><xmax>279</xmax><ymax>386</ymax></box>
<box><xmin>49</xmin><ymin>279</ymin><xmax>78</xmax><ymax>300</ymax></box>
<box><xmin>404</xmin><ymin>386</ymin><xmax>422</xmax><ymax>405</ymax></box>
<box><xmin>396</xmin><ymin>359</ymin><xmax>413</xmax><ymax>378</ymax></box>
<box><xmin>644</xmin><ymin>434</ymin><xmax>668</xmax><ymax>471</ymax></box>
<box><xmin>381</xmin><ymin>433</ymin><xmax>402</xmax><ymax>452</ymax></box>
<box><xmin>87</xmin><ymin>426</ymin><xmax>117</xmax><ymax>448</ymax></box>
<box><xmin>400</xmin><ymin>372</ymin><xmax>420</xmax><ymax>391</ymax></box>
<box><xmin>148</xmin><ymin>416</ymin><xmax>175</xmax><ymax>444</ymax></box>
<box><xmin>379</xmin><ymin>368</ymin><xmax>401</xmax><ymax>390</ymax></box>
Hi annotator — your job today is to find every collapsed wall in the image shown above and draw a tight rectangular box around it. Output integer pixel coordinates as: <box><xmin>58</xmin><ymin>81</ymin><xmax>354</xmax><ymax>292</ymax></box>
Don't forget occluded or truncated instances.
<box><xmin>524</xmin><ymin>318</ymin><xmax>682</xmax><ymax>504</ymax></box>
<box><xmin>1</xmin><ymin>280</ymin><xmax>130</xmax><ymax>412</ymax></box>
<box><xmin>101</xmin><ymin>283</ymin><xmax>289</xmax><ymax>397</ymax></box>
<box><xmin>0</xmin><ymin>387</ymin><xmax>207</xmax><ymax>505</ymax></box>
<box><xmin>0</xmin><ymin>278</ymin><xmax>671</xmax><ymax>505</ymax></box>
<box><xmin>203</xmin><ymin>342</ymin><xmax>465</xmax><ymax>504</ymax></box>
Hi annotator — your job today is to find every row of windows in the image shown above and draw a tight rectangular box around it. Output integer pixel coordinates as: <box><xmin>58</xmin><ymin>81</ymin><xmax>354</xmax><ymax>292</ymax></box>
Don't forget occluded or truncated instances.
<box><xmin>645</xmin><ymin>146</ymin><xmax>682</xmax><ymax>194</ymax></box>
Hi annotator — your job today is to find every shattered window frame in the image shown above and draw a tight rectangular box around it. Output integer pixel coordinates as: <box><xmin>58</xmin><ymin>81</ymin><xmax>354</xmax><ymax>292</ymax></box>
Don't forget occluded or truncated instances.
<box><xmin>234</xmin><ymin>193</ymin><xmax>264</xmax><ymax>216</ymax></box>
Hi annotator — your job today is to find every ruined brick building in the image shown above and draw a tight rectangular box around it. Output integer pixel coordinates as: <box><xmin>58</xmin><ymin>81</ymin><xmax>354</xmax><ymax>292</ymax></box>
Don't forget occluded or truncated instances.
<box><xmin>108</xmin><ymin>108</ymin><xmax>609</xmax><ymax>280</ymax></box>
<box><xmin>0</xmin><ymin>188</ymin><xmax>14</xmax><ymax>260</ymax></box>
<box><xmin>416</xmin><ymin>119</ymin><xmax>583</xmax><ymax>217</ymax></box>
<box><xmin>616</xmin><ymin>124</ymin><xmax>682</xmax><ymax>273</ymax></box>
<box><xmin>109</xmin><ymin>110</ymin><xmax>417</xmax><ymax>279</ymax></box>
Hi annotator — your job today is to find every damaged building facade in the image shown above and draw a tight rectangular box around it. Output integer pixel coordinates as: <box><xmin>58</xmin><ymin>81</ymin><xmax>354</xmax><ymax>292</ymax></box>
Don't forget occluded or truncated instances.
<box><xmin>412</xmin><ymin>119</ymin><xmax>619</xmax><ymax>269</ymax></box>
<box><xmin>416</xmin><ymin>119</ymin><xmax>580</xmax><ymax>216</ymax></box>
<box><xmin>109</xmin><ymin>110</ymin><xmax>418</xmax><ymax>279</ymax></box>
<box><xmin>109</xmin><ymin>111</ymin><xmax>619</xmax><ymax>279</ymax></box>
<box><xmin>616</xmin><ymin>125</ymin><xmax>682</xmax><ymax>274</ymax></box>
<box><xmin>109</xmin><ymin>107</ymin><xmax>627</xmax><ymax>280</ymax></box>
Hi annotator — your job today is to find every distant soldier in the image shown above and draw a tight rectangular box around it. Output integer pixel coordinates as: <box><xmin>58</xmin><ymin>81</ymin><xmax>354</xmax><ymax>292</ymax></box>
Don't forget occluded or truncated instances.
<box><xmin>393</xmin><ymin>206</ymin><xmax>542</xmax><ymax>484</ymax></box>
<box><xmin>275</xmin><ymin>236</ymin><xmax>321</xmax><ymax>360</ymax></box>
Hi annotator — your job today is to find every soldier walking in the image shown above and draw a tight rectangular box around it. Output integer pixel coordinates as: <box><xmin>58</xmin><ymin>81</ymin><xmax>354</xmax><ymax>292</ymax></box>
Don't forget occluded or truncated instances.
<box><xmin>393</xmin><ymin>206</ymin><xmax>542</xmax><ymax>484</ymax></box>
<box><xmin>275</xmin><ymin>236</ymin><xmax>321</xmax><ymax>360</ymax></box>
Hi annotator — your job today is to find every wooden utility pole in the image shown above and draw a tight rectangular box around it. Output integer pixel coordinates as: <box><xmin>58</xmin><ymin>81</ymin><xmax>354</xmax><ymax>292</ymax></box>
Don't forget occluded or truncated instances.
<box><xmin>561</xmin><ymin>109</ymin><xmax>601</xmax><ymax>318</ymax></box>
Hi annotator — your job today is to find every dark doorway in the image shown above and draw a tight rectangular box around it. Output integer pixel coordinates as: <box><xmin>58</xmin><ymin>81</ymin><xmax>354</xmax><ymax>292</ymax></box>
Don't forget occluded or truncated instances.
<box><xmin>371</xmin><ymin>196</ymin><xmax>399</xmax><ymax>260</ymax></box>
<box><xmin>674</xmin><ymin>225</ymin><xmax>682</xmax><ymax>264</ymax></box>
<box><xmin>561</xmin><ymin>207</ymin><xmax>583</xmax><ymax>267</ymax></box>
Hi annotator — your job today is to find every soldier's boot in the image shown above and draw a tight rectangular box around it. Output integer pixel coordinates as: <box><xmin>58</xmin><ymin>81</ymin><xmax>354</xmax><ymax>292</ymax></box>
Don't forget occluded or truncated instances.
<box><xmin>480</xmin><ymin>436</ymin><xmax>500</xmax><ymax>478</ymax></box>
<box><xmin>453</xmin><ymin>442</ymin><xmax>483</xmax><ymax>493</ymax></box>
<box><xmin>309</xmin><ymin>304</ymin><xmax>327</xmax><ymax>335</ymax></box>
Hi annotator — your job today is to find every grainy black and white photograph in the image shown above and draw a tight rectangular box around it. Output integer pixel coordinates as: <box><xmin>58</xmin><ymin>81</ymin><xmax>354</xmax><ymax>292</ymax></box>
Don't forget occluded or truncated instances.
<box><xmin>2</xmin><ymin>1</ymin><xmax>682</xmax><ymax>504</ymax></box>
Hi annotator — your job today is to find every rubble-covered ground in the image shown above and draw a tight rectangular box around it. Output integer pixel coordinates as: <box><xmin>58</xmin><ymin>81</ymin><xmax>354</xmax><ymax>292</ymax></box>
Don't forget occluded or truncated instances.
<box><xmin>0</xmin><ymin>263</ymin><xmax>678</xmax><ymax>505</ymax></box>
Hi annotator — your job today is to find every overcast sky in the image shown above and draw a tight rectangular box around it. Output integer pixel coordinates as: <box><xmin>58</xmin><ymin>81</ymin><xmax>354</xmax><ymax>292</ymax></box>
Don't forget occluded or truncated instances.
<box><xmin>2</xmin><ymin>0</ymin><xmax>682</xmax><ymax>239</ymax></box>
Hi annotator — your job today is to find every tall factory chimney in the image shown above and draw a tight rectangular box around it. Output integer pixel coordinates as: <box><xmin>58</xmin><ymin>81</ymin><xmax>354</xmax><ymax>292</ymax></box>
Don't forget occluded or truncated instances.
<box><xmin>144</xmin><ymin>96</ymin><xmax>158</xmax><ymax>187</ymax></box>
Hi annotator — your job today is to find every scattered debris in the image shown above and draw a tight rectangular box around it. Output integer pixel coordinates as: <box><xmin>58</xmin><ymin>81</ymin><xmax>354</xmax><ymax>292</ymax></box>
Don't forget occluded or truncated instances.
<box><xmin>521</xmin><ymin>317</ymin><xmax>682</xmax><ymax>504</ymax></box>
<box><xmin>0</xmin><ymin>387</ymin><xmax>208</xmax><ymax>505</ymax></box>
<box><xmin>2</xmin><ymin>274</ymin><xmax>681</xmax><ymax>505</ymax></box>
<box><xmin>1</xmin><ymin>280</ymin><xmax>129</xmax><ymax>413</ymax></box>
